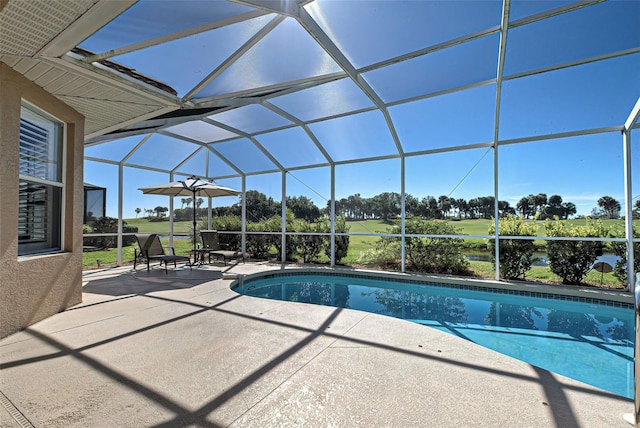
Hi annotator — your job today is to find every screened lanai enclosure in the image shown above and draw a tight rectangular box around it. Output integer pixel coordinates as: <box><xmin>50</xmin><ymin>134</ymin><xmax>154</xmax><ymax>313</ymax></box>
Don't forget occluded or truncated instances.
<box><xmin>4</xmin><ymin>0</ymin><xmax>637</xmax><ymax>286</ymax></box>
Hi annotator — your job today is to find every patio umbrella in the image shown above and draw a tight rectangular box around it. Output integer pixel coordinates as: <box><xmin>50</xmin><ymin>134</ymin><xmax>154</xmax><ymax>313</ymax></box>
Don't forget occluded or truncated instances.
<box><xmin>139</xmin><ymin>175</ymin><xmax>240</xmax><ymax>257</ymax></box>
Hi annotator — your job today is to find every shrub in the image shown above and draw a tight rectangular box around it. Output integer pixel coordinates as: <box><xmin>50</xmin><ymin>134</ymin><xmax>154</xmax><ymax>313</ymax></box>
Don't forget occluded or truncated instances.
<box><xmin>330</xmin><ymin>215</ymin><xmax>350</xmax><ymax>263</ymax></box>
<box><xmin>487</xmin><ymin>215</ymin><xmax>538</xmax><ymax>280</ymax></box>
<box><xmin>366</xmin><ymin>219</ymin><xmax>469</xmax><ymax>274</ymax></box>
<box><xmin>403</xmin><ymin>219</ymin><xmax>469</xmax><ymax>275</ymax></box>
<box><xmin>86</xmin><ymin>217</ymin><xmax>138</xmax><ymax>249</ymax></box>
<box><xmin>544</xmin><ymin>217</ymin><xmax>607</xmax><ymax>285</ymax></box>
<box><xmin>292</xmin><ymin>219</ymin><xmax>324</xmax><ymax>263</ymax></box>
<box><xmin>211</xmin><ymin>215</ymin><xmax>242</xmax><ymax>249</ymax></box>
<box><xmin>365</xmin><ymin>235</ymin><xmax>402</xmax><ymax>270</ymax></box>
<box><xmin>608</xmin><ymin>222</ymin><xmax>640</xmax><ymax>285</ymax></box>
<box><xmin>252</xmin><ymin>211</ymin><xmax>297</xmax><ymax>262</ymax></box>
<box><xmin>246</xmin><ymin>220</ymin><xmax>277</xmax><ymax>259</ymax></box>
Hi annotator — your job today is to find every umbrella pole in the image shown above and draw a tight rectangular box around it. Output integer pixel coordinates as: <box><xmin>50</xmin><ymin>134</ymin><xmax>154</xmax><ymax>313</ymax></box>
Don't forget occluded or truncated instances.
<box><xmin>193</xmin><ymin>191</ymin><xmax>197</xmax><ymax>257</ymax></box>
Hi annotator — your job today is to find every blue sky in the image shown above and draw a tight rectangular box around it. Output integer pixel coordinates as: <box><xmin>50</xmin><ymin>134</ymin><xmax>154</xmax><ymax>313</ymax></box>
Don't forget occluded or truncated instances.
<box><xmin>82</xmin><ymin>0</ymin><xmax>640</xmax><ymax>219</ymax></box>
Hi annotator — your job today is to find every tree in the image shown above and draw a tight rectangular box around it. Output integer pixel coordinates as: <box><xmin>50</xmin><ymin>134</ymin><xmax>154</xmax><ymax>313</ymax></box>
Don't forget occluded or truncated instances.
<box><xmin>562</xmin><ymin>202</ymin><xmax>577</xmax><ymax>219</ymax></box>
<box><xmin>154</xmin><ymin>206</ymin><xmax>168</xmax><ymax>217</ymax></box>
<box><xmin>135</xmin><ymin>207</ymin><xmax>141</xmax><ymax>218</ymax></box>
<box><xmin>498</xmin><ymin>200</ymin><xmax>515</xmax><ymax>217</ymax></box>
<box><xmin>533</xmin><ymin>193</ymin><xmax>547</xmax><ymax>215</ymax></box>
<box><xmin>371</xmin><ymin>192</ymin><xmax>401</xmax><ymax>219</ymax></box>
<box><xmin>467</xmin><ymin>198</ymin><xmax>479</xmax><ymax>219</ymax></box>
<box><xmin>597</xmin><ymin>196</ymin><xmax>621</xmax><ymax>219</ymax></box>
<box><xmin>405</xmin><ymin>194</ymin><xmax>420</xmax><ymax>217</ymax></box>
<box><xmin>241</xmin><ymin>190</ymin><xmax>278</xmax><ymax>221</ymax></box>
<box><xmin>287</xmin><ymin>195</ymin><xmax>320</xmax><ymax>221</ymax></box>
<box><xmin>455</xmin><ymin>198</ymin><xmax>468</xmax><ymax>219</ymax></box>
<box><xmin>634</xmin><ymin>199</ymin><xmax>640</xmax><ymax>219</ymax></box>
<box><xmin>437</xmin><ymin>195</ymin><xmax>451</xmax><ymax>219</ymax></box>
<box><xmin>420</xmin><ymin>196</ymin><xmax>439</xmax><ymax>218</ymax></box>
<box><xmin>517</xmin><ymin>197</ymin><xmax>532</xmax><ymax>218</ymax></box>
<box><xmin>544</xmin><ymin>194</ymin><xmax>563</xmax><ymax>219</ymax></box>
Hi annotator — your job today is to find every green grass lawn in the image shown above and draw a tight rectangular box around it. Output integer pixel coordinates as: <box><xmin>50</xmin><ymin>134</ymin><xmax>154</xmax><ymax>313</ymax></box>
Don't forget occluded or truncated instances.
<box><xmin>344</xmin><ymin>217</ymin><xmax>636</xmax><ymax>237</ymax></box>
<box><xmin>124</xmin><ymin>218</ymin><xmax>193</xmax><ymax>233</ymax></box>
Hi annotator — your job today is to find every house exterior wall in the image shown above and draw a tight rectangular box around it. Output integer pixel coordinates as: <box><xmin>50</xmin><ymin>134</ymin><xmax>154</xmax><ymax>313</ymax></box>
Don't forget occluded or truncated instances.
<box><xmin>0</xmin><ymin>63</ymin><xmax>84</xmax><ymax>339</ymax></box>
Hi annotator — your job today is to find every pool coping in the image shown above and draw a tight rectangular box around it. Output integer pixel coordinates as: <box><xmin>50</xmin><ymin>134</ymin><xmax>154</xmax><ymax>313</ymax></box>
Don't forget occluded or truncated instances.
<box><xmin>231</xmin><ymin>266</ymin><xmax>634</xmax><ymax>309</ymax></box>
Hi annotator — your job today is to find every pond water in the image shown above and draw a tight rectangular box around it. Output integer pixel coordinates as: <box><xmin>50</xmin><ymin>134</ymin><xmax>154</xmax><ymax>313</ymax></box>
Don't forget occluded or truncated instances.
<box><xmin>465</xmin><ymin>251</ymin><xmax>619</xmax><ymax>268</ymax></box>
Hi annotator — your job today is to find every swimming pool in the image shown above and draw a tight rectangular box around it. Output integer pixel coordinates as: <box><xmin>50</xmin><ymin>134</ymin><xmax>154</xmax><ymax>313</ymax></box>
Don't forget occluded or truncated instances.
<box><xmin>232</xmin><ymin>270</ymin><xmax>634</xmax><ymax>399</ymax></box>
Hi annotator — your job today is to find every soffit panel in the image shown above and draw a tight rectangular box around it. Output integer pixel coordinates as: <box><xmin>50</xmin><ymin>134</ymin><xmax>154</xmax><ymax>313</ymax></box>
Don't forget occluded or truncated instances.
<box><xmin>11</xmin><ymin>57</ymin><xmax>41</xmax><ymax>74</ymax></box>
<box><xmin>0</xmin><ymin>54</ymin><xmax>20</xmax><ymax>67</ymax></box>
<box><xmin>0</xmin><ymin>0</ymin><xmax>96</xmax><ymax>55</ymax></box>
<box><xmin>22</xmin><ymin>61</ymin><xmax>57</xmax><ymax>81</ymax></box>
<box><xmin>30</xmin><ymin>66</ymin><xmax>68</xmax><ymax>87</ymax></box>
<box><xmin>60</xmin><ymin>96</ymin><xmax>164</xmax><ymax>135</ymax></box>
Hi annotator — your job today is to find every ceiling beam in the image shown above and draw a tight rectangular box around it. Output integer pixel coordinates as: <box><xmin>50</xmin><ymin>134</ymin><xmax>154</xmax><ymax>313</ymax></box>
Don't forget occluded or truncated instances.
<box><xmin>183</xmin><ymin>15</ymin><xmax>285</xmax><ymax>101</ymax></box>
<box><xmin>624</xmin><ymin>97</ymin><xmax>640</xmax><ymax>132</ymax></box>
<box><xmin>231</xmin><ymin>0</ymin><xmax>299</xmax><ymax>17</ymax></box>
<box><xmin>297</xmin><ymin>7</ymin><xmax>404</xmax><ymax>156</ymax></box>
<box><xmin>46</xmin><ymin>54</ymin><xmax>182</xmax><ymax>106</ymax></box>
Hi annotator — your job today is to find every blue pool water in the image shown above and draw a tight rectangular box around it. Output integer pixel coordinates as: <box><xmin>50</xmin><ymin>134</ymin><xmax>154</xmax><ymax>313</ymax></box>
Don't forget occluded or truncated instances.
<box><xmin>232</xmin><ymin>273</ymin><xmax>634</xmax><ymax>398</ymax></box>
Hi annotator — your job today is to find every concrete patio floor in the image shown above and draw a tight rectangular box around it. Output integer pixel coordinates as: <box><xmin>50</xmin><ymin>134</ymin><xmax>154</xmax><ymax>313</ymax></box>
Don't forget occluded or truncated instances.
<box><xmin>0</xmin><ymin>262</ymin><xmax>633</xmax><ymax>427</ymax></box>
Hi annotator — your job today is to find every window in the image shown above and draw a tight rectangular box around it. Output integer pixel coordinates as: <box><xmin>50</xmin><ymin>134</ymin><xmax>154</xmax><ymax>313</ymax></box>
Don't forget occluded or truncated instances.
<box><xmin>18</xmin><ymin>104</ymin><xmax>64</xmax><ymax>255</ymax></box>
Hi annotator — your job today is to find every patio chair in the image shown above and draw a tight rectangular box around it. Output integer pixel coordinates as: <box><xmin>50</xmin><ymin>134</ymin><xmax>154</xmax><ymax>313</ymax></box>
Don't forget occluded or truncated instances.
<box><xmin>200</xmin><ymin>230</ymin><xmax>244</xmax><ymax>265</ymax></box>
<box><xmin>134</xmin><ymin>233</ymin><xmax>191</xmax><ymax>273</ymax></box>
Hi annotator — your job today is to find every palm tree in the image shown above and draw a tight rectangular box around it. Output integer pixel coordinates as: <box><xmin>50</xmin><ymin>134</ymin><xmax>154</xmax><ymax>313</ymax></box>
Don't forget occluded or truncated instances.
<box><xmin>562</xmin><ymin>202</ymin><xmax>577</xmax><ymax>219</ymax></box>
<box><xmin>135</xmin><ymin>207</ymin><xmax>141</xmax><ymax>218</ymax></box>
<box><xmin>517</xmin><ymin>197</ymin><xmax>532</xmax><ymax>218</ymax></box>
<box><xmin>597</xmin><ymin>196</ymin><xmax>621</xmax><ymax>219</ymax></box>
